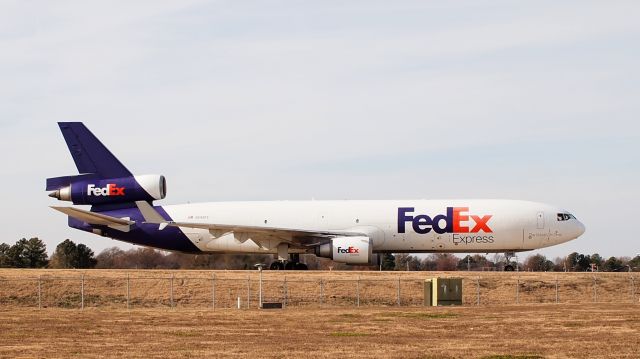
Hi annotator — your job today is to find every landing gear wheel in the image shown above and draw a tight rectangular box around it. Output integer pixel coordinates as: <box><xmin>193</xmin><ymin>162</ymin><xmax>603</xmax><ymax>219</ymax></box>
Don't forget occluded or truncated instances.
<box><xmin>270</xmin><ymin>261</ymin><xmax>284</xmax><ymax>270</ymax></box>
<box><xmin>284</xmin><ymin>261</ymin><xmax>296</xmax><ymax>270</ymax></box>
<box><xmin>294</xmin><ymin>262</ymin><xmax>308</xmax><ymax>270</ymax></box>
<box><xmin>504</xmin><ymin>265</ymin><xmax>515</xmax><ymax>272</ymax></box>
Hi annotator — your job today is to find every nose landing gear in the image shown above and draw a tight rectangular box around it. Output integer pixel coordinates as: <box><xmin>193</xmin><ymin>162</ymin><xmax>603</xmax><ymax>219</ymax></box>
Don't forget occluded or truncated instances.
<box><xmin>503</xmin><ymin>252</ymin><xmax>518</xmax><ymax>271</ymax></box>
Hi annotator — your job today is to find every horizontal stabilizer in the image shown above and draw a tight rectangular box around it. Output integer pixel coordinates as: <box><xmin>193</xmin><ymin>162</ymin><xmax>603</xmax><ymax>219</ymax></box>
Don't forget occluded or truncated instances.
<box><xmin>51</xmin><ymin>206</ymin><xmax>134</xmax><ymax>232</ymax></box>
<box><xmin>135</xmin><ymin>201</ymin><xmax>166</xmax><ymax>223</ymax></box>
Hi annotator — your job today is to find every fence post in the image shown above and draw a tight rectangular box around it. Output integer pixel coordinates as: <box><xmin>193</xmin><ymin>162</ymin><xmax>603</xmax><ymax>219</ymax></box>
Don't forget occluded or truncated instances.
<box><xmin>396</xmin><ymin>277</ymin><xmax>401</xmax><ymax>306</ymax></box>
<box><xmin>38</xmin><ymin>275</ymin><xmax>42</xmax><ymax>310</ymax></box>
<box><xmin>81</xmin><ymin>274</ymin><xmax>84</xmax><ymax>310</ymax></box>
<box><xmin>283</xmin><ymin>276</ymin><xmax>288</xmax><ymax>309</ymax></box>
<box><xmin>212</xmin><ymin>273</ymin><xmax>216</xmax><ymax>310</ymax></box>
<box><xmin>516</xmin><ymin>277</ymin><xmax>519</xmax><ymax>304</ymax></box>
<box><xmin>555</xmin><ymin>276</ymin><xmax>559</xmax><ymax>304</ymax></box>
<box><xmin>356</xmin><ymin>276</ymin><xmax>360</xmax><ymax>307</ymax></box>
<box><xmin>476</xmin><ymin>277</ymin><xmax>480</xmax><ymax>306</ymax></box>
<box><xmin>126</xmin><ymin>273</ymin><xmax>130</xmax><ymax>310</ymax></box>
<box><xmin>258</xmin><ymin>269</ymin><xmax>262</xmax><ymax>308</ymax></box>
<box><xmin>319</xmin><ymin>278</ymin><xmax>324</xmax><ymax>306</ymax></box>
<box><xmin>247</xmin><ymin>276</ymin><xmax>250</xmax><ymax>309</ymax></box>
<box><xmin>170</xmin><ymin>274</ymin><xmax>174</xmax><ymax>308</ymax></box>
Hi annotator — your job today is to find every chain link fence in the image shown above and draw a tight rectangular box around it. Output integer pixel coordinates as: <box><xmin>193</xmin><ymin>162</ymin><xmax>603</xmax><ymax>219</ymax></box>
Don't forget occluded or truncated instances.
<box><xmin>0</xmin><ymin>271</ymin><xmax>637</xmax><ymax>310</ymax></box>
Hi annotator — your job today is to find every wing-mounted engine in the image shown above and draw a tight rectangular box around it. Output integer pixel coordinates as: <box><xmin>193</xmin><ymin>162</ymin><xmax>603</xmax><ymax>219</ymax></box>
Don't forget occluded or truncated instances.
<box><xmin>315</xmin><ymin>236</ymin><xmax>373</xmax><ymax>264</ymax></box>
<box><xmin>47</xmin><ymin>174</ymin><xmax>166</xmax><ymax>205</ymax></box>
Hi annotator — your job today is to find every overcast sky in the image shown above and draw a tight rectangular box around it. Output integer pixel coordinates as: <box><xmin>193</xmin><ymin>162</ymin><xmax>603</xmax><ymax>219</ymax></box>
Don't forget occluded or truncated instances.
<box><xmin>1</xmin><ymin>1</ymin><xmax>638</xmax><ymax>260</ymax></box>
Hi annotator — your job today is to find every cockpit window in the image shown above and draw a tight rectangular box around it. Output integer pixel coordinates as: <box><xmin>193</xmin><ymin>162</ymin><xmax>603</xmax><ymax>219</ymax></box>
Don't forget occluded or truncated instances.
<box><xmin>557</xmin><ymin>213</ymin><xmax>575</xmax><ymax>221</ymax></box>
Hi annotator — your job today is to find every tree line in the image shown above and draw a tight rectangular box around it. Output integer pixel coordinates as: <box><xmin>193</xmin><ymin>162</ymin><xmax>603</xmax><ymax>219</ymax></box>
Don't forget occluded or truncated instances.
<box><xmin>380</xmin><ymin>252</ymin><xmax>640</xmax><ymax>272</ymax></box>
<box><xmin>0</xmin><ymin>238</ymin><xmax>96</xmax><ymax>269</ymax></box>
<box><xmin>1</xmin><ymin>238</ymin><xmax>639</xmax><ymax>271</ymax></box>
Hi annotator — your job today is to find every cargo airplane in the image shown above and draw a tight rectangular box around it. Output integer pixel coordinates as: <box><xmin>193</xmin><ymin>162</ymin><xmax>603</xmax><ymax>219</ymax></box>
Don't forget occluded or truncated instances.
<box><xmin>48</xmin><ymin>123</ymin><xmax>585</xmax><ymax>270</ymax></box>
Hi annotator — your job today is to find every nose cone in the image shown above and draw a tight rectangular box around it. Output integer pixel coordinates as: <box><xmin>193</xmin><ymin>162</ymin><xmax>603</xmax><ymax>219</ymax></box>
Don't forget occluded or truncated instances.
<box><xmin>575</xmin><ymin>221</ymin><xmax>586</xmax><ymax>238</ymax></box>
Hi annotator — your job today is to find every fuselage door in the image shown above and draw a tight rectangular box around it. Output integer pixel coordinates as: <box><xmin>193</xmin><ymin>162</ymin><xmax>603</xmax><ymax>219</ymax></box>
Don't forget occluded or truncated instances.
<box><xmin>536</xmin><ymin>211</ymin><xmax>545</xmax><ymax>229</ymax></box>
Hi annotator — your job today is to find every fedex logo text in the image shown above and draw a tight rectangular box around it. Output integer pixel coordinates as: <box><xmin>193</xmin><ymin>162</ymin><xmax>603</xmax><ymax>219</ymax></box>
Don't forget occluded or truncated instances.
<box><xmin>87</xmin><ymin>184</ymin><xmax>125</xmax><ymax>197</ymax></box>
<box><xmin>336</xmin><ymin>246</ymin><xmax>359</xmax><ymax>254</ymax></box>
<box><xmin>398</xmin><ymin>207</ymin><xmax>493</xmax><ymax>234</ymax></box>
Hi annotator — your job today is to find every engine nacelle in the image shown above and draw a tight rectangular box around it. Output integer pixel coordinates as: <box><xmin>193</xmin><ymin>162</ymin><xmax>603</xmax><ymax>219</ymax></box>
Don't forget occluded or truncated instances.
<box><xmin>315</xmin><ymin>236</ymin><xmax>373</xmax><ymax>265</ymax></box>
<box><xmin>49</xmin><ymin>174</ymin><xmax>167</xmax><ymax>205</ymax></box>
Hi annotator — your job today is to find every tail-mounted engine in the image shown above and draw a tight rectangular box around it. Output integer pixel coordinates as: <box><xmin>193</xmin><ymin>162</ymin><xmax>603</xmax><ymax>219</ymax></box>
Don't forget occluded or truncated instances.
<box><xmin>47</xmin><ymin>174</ymin><xmax>166</xmax><ymax>205</ymax></box>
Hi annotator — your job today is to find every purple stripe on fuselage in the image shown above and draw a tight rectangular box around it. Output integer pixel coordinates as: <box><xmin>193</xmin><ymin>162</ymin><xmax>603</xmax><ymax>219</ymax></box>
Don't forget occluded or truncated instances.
<box><xmin>69</xmin><ymin>205</ymin><xmax>201</xmax><ymax>253</ymax></box>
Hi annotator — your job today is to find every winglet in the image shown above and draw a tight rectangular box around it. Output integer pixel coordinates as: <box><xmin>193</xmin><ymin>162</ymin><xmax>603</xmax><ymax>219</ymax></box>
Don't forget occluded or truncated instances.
<box><xmin>135</xmin><ymin>201</ymin><xmax>170</xmax><ymax>230</ymax></box>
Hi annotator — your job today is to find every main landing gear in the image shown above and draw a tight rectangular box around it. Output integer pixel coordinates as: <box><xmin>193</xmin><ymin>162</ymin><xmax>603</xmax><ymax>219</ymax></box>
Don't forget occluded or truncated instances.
<box><xmin>269</xmin><ymin>261</ymin><xmax>308</xmax><ymax>270</ymax></box>
<box><xmin>269</xmin><ymin>254</ymin><xmax>309</xmax><ymax>270</ymax></box>
<box><xmin>269</xmin><ymin>245</ymin><xmax>308</xmax><ymax>270</ymax></box>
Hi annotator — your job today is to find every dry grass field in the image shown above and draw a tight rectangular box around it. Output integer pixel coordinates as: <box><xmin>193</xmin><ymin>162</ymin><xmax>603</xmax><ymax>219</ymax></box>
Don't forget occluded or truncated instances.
<box><xmin>0</xmin><ymin>270</ymin><xmax>639</xmax><ymax>358</ymax></box>
<box><xmin>0</xmin><ymin>304</ymin><xmax>638</xmax><ymax>358</ymax></box>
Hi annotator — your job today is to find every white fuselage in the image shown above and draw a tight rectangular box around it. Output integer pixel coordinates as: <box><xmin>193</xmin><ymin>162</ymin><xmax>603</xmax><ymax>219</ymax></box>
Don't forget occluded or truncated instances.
<box><xmin>162</xmin><ymin>199</ymin><xmax>585</xmax><ymax>254</ymax></box>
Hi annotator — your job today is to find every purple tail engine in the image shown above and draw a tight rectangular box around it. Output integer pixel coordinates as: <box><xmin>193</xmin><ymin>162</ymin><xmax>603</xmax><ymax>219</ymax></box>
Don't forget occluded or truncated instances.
<box><xmin>48</xmin><ymin>174</ymin><xmax>166</xmax><ymax>205</ymax></box>
<box><xmin>46</xmin><ymin>122</ymin><xmax>199</xmax><ymax>253</ymax></box>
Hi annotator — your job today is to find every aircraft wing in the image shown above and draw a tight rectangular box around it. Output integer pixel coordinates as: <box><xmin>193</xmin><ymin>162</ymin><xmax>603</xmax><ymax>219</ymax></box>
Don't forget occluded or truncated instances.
<box><xmin>164</xmin><ymin>221</ymin><xmax>363</xmax><ymax>239</ymax></box>
<box><xmin>51</xmin><ymin>206</ymin><xmax>134</xmax><ymax>232</ymax></box>
<box><xmin>135</xmin><ymin>201</ymin><xmax>367</xmax><ymax>245</ymax></box>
